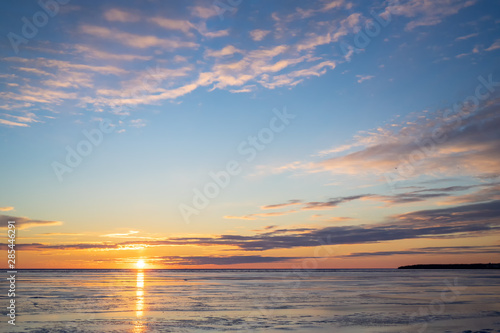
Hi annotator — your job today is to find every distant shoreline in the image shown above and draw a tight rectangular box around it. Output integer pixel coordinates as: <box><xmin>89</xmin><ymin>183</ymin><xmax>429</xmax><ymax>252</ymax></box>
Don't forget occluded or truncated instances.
<box><xmin>398</xmin><ymin>263</ymin><xmax>500</xmax><ymax>269</ymax></box>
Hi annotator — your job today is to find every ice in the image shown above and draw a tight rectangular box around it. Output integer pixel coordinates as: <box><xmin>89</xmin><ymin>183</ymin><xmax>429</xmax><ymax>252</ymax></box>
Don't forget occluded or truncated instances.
<box><xmin>0</xmin><ymin>269</ymin><xmax>499</xmax><ymax>332</ymax></box>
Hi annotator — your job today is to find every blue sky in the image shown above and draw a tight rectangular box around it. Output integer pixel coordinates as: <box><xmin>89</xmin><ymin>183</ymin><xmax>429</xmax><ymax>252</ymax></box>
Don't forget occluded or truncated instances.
<box><xmin>0</xmin><ymin>0</ymin><xmax>499</xmax><ymax>268</ymax></box>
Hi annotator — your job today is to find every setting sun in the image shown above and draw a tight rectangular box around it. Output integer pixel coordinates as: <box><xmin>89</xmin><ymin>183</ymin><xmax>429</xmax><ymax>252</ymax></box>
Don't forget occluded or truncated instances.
<box><xmin>136</xmin><ymin>259</ymin><xmax>146</xmax><ymax>269</ymax></box>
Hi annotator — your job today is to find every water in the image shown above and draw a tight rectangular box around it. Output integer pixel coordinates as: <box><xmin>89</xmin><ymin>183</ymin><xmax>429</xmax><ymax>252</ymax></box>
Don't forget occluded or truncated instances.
<box><xmin>0</xmin><ymin>269</ymin><xmax>499</xmax><ymax>332</ymax></box>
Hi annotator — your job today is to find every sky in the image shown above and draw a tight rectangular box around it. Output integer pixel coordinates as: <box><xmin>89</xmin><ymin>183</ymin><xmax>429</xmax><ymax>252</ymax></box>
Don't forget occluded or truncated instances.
<box><xmin>0</xmin><ymin>0</ymin><xmax>499</xmax><ymax>269</ymax></box>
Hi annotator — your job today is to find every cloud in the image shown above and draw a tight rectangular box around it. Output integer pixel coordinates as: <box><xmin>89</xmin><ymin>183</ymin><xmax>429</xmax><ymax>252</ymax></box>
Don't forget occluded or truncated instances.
<box><xmin>202</xmin><ymin>44</ymin><xmax>300</xmax><ymax>90</ymax></box>
<box><xmin>149</xmin><ymin>17</ymin><xmax>228</xmax><ymax>38</ymax></box>
<box><xmin>157</xmin><ymin>255</ymin><xmax>303</xmax><ymax>266</ymax></box>
<box><xmin>38</xmin><ymin>233</ymin><xmax>85</xmax><ymax>236</ymax></box>
<box><xmin>196</xmin><ymin>25</ymin><xmax>229</xmax><ymax>38</ymax></box>
<box><xmin>252</xmin><ymin>161</ymin><xmax>314</xmax><ymax>176</ymax></box>
<box><xmin>205</xmin><ymin>45</ymin><xmax>243</xmax><ymax>58</ymax></box>
<box><xmin>261</xmin><ymin>200</ymin><xmax>302</xmax><ymax>210</ymax></box>
<box><xmin>312</xmin><ymin>95</ymin><xmax>500</xmax><ymax>179</ymax></box>
<box><xmin>2</xmin><ymin>85</ymin><xmax>78</xmax><ymax>104</ymax></box>
<box><xmin>104</xmin><ymin>8</ymin><xmax>140</xmax><ymax>22</ymax></box>
<box><xmin>311</xmin><ymin>215</ymin><xmax>355</xmax><ymax>222</ymax></box>
<box><xmin>384</xmin><ymin>0</ymin><xmax>478</xmax><ymax>31</ymax></box>
<box><xmin>3</xmin><ymin>113</ymin><xmax>40</xmax><ymax>124</ymax></box>
<box><xmin>115</xmin><ymin>65</ymin><xmax>192</xmax><ymax>91</ymax></box>
<box><xmin>365</xmin><ymin>185</ymin><xmax>487</xmax><ymax>206</ymax></box>
<box><xmin>273</xmin><ymin>0</ymin><xmax>349</xmax><ymax>24</ymax></box>
<box><xmin>0</xmin><ymin>102</ymin><xmax>33</xmax><ymax>111</ymax></box>
<box><xmin>0</xmin><ymin>0</ymin><xmax>489</xmax><ymax>124</ymax></box>
<box><xmin>5</xmin><ymin>56</ymin><xmax>127</xmax><ymax>76</ymax></box>
<box><xmin>0</xmin><ymin>119</ymin><xmax>29</xmax><ymax>127</ymax></box>
<box><xmin>370</xmin><ymin>192</ymin><xmax>450</xmax><ymax>205</ymax></box>
<box><xmin>316</xmin><ymin>140</ymin><xmax>370</xmax><ymax>156</ymax></box>
<box><xmin>224</xmin><ymin>209</ymin><xmax>297</xmax><ymax>220</ymax></box>
<box><xmin>255</xmin><ymin>184</ymin><xmax>498</xmax><ymax>212</ymax></box>
<box><xmin>149</xmin><ymin>17</ymin><xmax>195</xmax><ymax>35</ymax></box>
<box><xmin>356</xmin><ymin>75</ymin><xmax>374</xmax><ymax>83</ymax></box>
<box><xmin>437</xmin><ymin>184</ymin><xmax>500</xmax><ymax>205</ymax></box>
<box><xmin>302</xmin><ymin>195</ymin><xmax>370</xmax><ymax>210</ymax></box>
<box><xmin>7</xmin><ymin>200</ymin><xmax>500</xmax><ymax>252</ymax></box>
<box><xmin>130</xmin><ymin>119</ymin><xmax>147</xmax><ymax>128</ymax></box>
<box><xmin>80</xmin><ymin>25</ymin><xmax>199</xmax><ymax>49</ymax></box>
<box><xmin>322</xmin><ymin>0</ymin><xmax>347</xmax><ymax>11</ymax></box>
<box><xmin>229</xmin><ymin>85</ymin><xmax>255</xmax><ymax>93</ymax></box>
<box><xmin>455</xmin><ymin>33</ymin><xmax>479</xmax><ymax>41</ymax></box>
<box><xmin>0</xmin><ymin>3</ymin><xmax>368</xmax><ymax>115</ymax></box>
<box><xmin>13</xmin><ymin>67</ymin><xmax>54</xmax><ymax>77</ymax></box>
<box><xmin>189</xmin><ymin>5</ymin><xmax>219</xmax><ymax>19</ymax></box>
<box><xmin>337</xmin><ymin>245</ymin><xmax>500</xmax><ymax>258</ymax></box>
<box><xmin>7</xmin><ymin>243</ymin><xmax>122</xmax><ymax>251</ymax></box>
<box><xmin>228</xmin><ymin>195</ymin><xmax>370</xmax><ymax>220</ymax></box>
<box><xmin>0</xmin><ymin>207</ymin><xmax>14</xmax><ymax>212</ymax></box>
<box><xmin>0</xmin><ymin>74</ymin><xmax>17</xmax><ymax>79</ymax></box>
<box><xmin>249</xmin><ymin>29</ymin><xmax>271</xmax><ymax>41</ymax></box>
<box><xmin>485</xmin><ymin>38</ymin><xmax>500</xmax><ymax>52</ymax></box>
<box><xmin>101</xmin><ymin>230</ymin><xmax>139</xmax><ymax>238</ymax></box>
<box><xmin>0</xmin><ymin>215</ymin><xmax>62</xmax><ymax>230</ymax></box>
<box><xmin>258</xmin><ymin>60</ymin><xmax>336</xmax><ymax>89</ymax></box>
<box><xmin>74</xmin><ymin>45</ymin><xmax>152</xmax><ymax>61</ymax></box>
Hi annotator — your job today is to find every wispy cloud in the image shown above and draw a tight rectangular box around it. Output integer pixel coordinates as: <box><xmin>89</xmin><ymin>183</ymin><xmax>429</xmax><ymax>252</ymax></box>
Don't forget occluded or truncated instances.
<box><xmin>337</xmin><ymin>245</ymin><xmax>500</xmax><ymax>258</ymax></box>
<box><xmin>189</xmin><ymin>5</ymin><xmax>219</xmax><ymax>19</ymax></box>
<box><xmin>101</xmin><ymin>230</ymin><xmax>140</xmax><ymax>238</ymax></box>
<box><xmin>5</xmin><ymin>56</ymin><xmax>127</xmax><ymax>75</ymax></box>
<box><xmin>157</xmin><ymin>255</ymin><xmax>303</xmax><ymax>266</ymax></box>
<box><xmin>0</xmin><ymin>119</ymin><xmax>29</xmax><ymax>127</ymax></box>
<box><xmin>130</xmin><ymin>119</ymin><xmax>147</xmax><ymax>128</ymax></box>
<box><xmin>437</xmin><ymin>184</ymin><xmax>500</xmax><ymax>205</ymax></box>
<box><xmin>308</xmin><ymin>96</ymin><xmax>500</xmax><ymax>179</ymax></box>
<box><xmin>485</xmin><ymin>38</ymin><xmax>500</xmax><ymax>52</ymax></box>
<box><xmin>104</xmin><ymin>8</ymin><xmax>141</xmax><ymax>22</ymax></box>
<box><xmin>0</xmin><ymin>215</ymin><xmax>62</xmax><ymax>230</ymax></box>
<box><xmin>7</xmin><ymin>200</ymin><xmax>500</xmax><ymax>252</ymax></box>
<box><xmin>149</xmin><ymin>17</ymin><xmax>196</xmax><ymax>35</ymax></box>
<box><xmin>205</xmin><ymin>45</ymin><xmax>243</xmax><ymax>58</ymax></box>
<box><xmin>225</xmin><ymin>195</ymin><xmax>370</xmax><ymax>220</ymax></box>
<box><xmin>384</xmin><ymin>0</ymin><xmax>478</xmax><ymax>31</ymax></box>
<box><xmin>249</xmin><ymin>29</ymin><xmax>271</xmax><ymax>41</ymax></box>
<box><xmin>356</xmin><ymin>74</ymin><xmax>374</xmax><ymax>83</ymax></box>
<box><xmin>3</xmin><ymin>112</ymin><xmax>40</xmax><ymax>124</ymax></box>
<box><xmin>261</xmin><ymin>199</ymin><xmax>302</xmax><ymax>210</ymax></box>
<box><xmin>455</xmin><ymin>32</ymin><xmax>479</xmax><ymax>41</ymax></box>
<box><xmin>224</xmin><ymin>209</ymin><xmax>297</xmax><ymax>220</ymax></box>
<box><xmin>0</xmin><ymin>0</ymin><xmax>489</xmax><ymax>129</ymax></box>
<box><xmin>80</xmin><ymin>25</ymin><xmax>199</xmax><ymax>49</ymax></box>
<box><xmin>74</xmin><ymin>45</ymin><xmax>152</xmax><ymax>61</ymax></box>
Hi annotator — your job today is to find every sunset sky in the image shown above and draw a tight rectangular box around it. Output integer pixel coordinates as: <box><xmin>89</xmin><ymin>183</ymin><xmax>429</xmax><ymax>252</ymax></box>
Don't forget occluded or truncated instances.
<box><xmin>0</xmin><ymin>0</ymin><xmax>499</xmax><ymax>269</ymax></box>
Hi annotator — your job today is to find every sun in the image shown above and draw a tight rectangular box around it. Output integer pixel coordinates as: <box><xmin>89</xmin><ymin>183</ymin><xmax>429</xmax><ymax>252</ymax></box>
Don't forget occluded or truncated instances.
<box><xmin>136</xmin><ymin>259</ymin><xmax>146</xmax><ymax>269</ymax></box>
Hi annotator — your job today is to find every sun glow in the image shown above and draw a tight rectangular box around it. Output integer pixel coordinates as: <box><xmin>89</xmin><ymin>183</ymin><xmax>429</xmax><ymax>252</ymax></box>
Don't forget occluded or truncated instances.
<box><xmin>136</xmin><ymin>259</ymin><xmax>146</xmax><ymax>269</ymax></box>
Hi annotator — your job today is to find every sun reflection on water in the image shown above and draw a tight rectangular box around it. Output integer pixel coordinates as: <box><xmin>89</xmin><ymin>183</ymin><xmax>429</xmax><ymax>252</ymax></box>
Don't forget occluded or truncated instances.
<box><xmin>136</xmin><ymin>271</ymin><xmax>145</xmax><ymax>318</ymax></box>
<box><xmin>133</xmin><ymin>270</ymin><xmax>146</xmax><ymax>332</ymax></box>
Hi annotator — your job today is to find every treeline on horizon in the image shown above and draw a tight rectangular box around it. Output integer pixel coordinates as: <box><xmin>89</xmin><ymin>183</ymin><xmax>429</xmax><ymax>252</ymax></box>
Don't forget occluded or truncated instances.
<box><xmin>398</xmin><ymin>263</ymin><xmax>500</xmax><ymax>269</ymax></box>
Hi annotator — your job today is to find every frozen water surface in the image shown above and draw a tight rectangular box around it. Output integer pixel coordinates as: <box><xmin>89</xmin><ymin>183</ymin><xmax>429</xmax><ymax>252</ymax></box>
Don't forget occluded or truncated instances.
<box><xmin>0</xmin><ymin>269</ymin><xmax>499</xmax><ymax>332</ymax></box>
